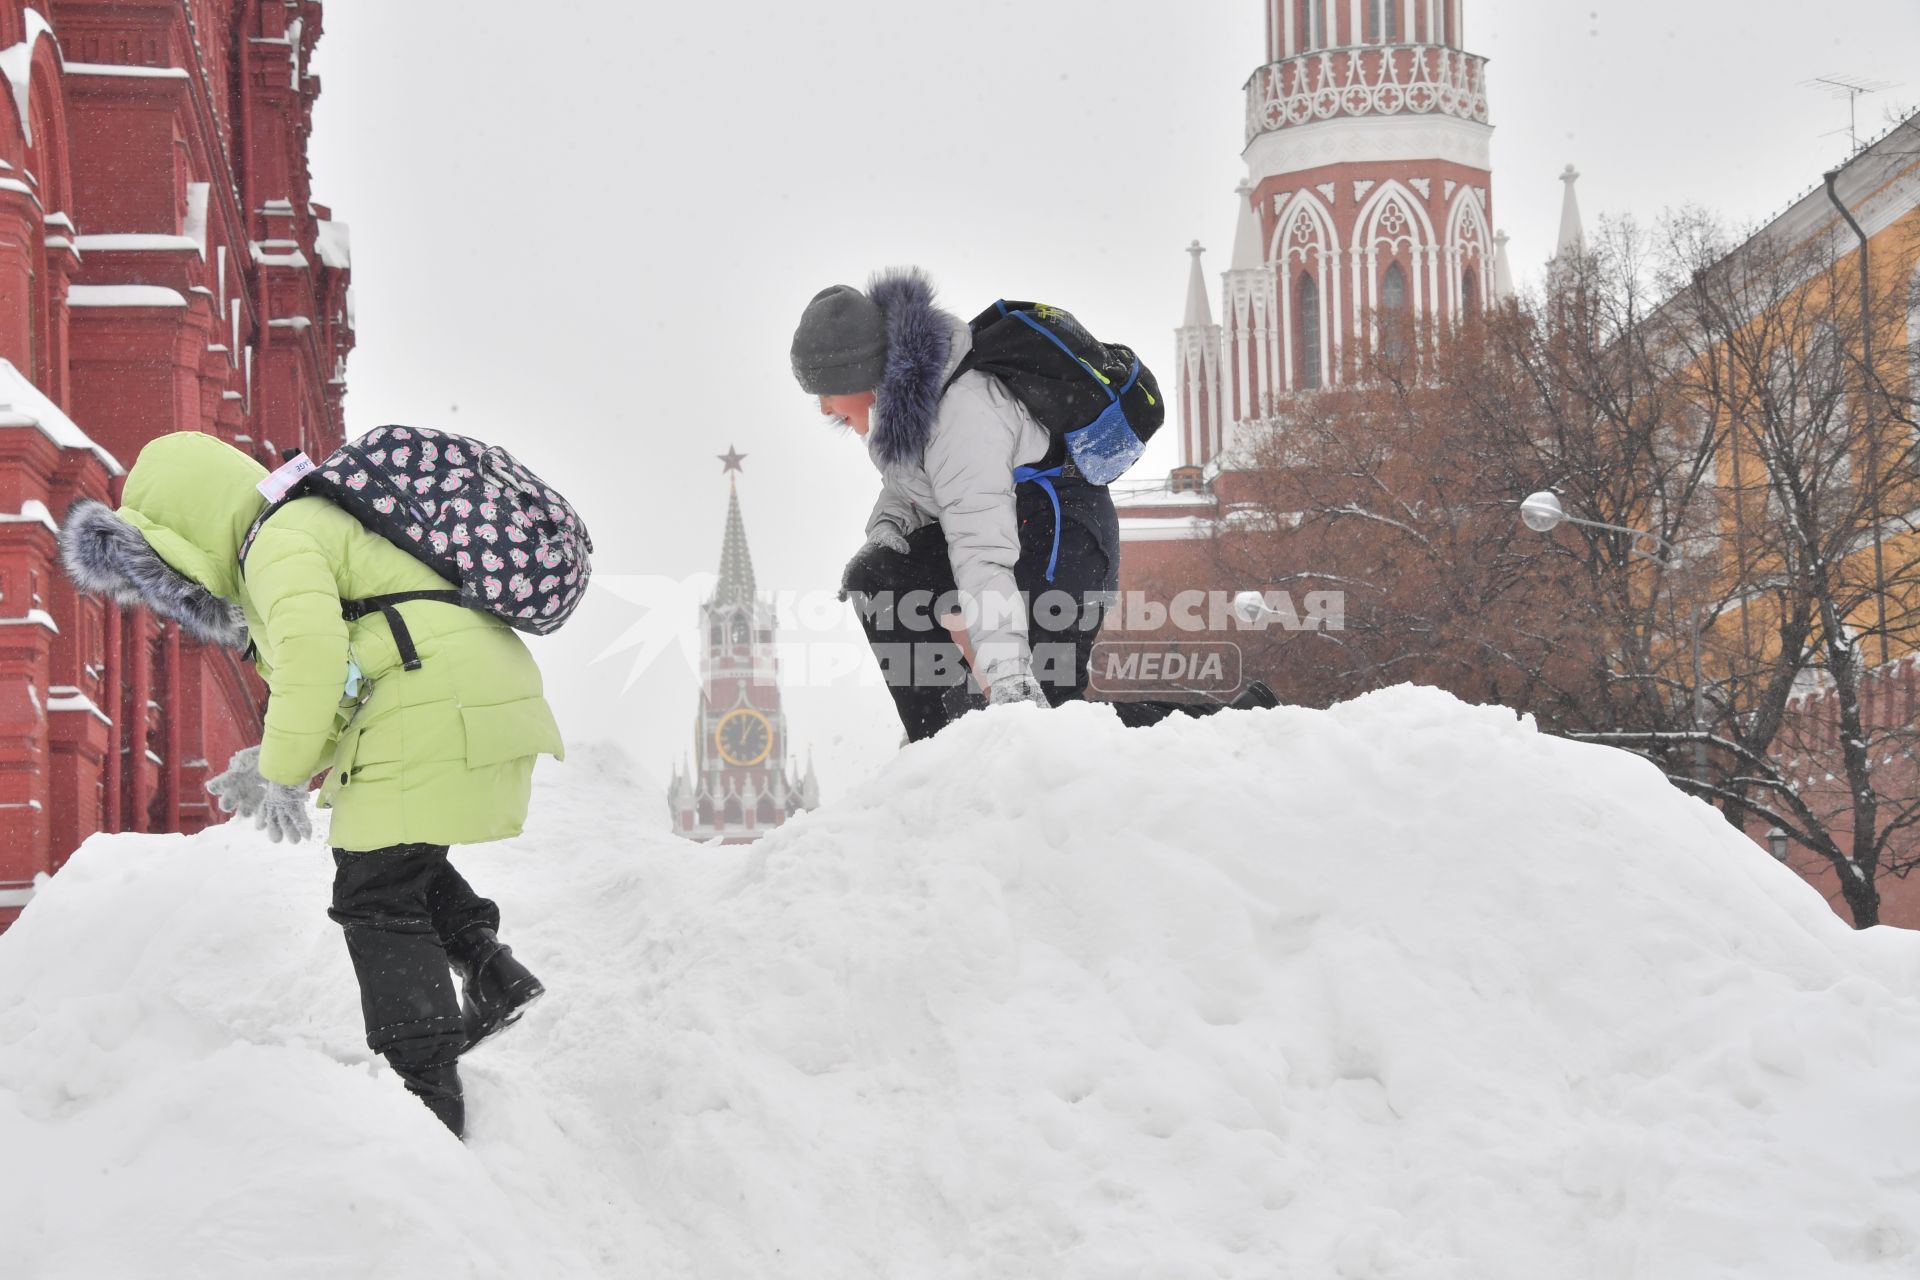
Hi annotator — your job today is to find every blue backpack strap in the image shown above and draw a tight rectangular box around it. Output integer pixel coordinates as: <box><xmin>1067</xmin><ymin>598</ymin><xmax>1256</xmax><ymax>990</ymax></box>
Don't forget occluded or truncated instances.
<box><xmin>1013</xmin><ymin>464</ymin><xmax>1066</xmax><ymax>583</ymax></box>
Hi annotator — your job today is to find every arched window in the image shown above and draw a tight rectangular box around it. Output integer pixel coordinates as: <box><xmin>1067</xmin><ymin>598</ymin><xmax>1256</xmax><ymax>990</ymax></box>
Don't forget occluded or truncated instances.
<box><xmin>1381</xmin><ymin>262</ymin><xmax>1409</xmax><ymax>362</ymax></box>
<box><xmin>722</xmin><ymin>797</ymin><xmax>744</xmax><ymax>827</ymax></box>
<box><xmin>1461</xmin><ymin>267</ymin><xmax>1480</xmax><ymax>318</ymax></box>
<box><xmin>1382</xmin><ymin>262</ymin><xmax>1407</xmax><ymax>311</ymax></box>
<box><xmin>730</xmin><ymin>615</ymin><xmax>749</xmax><ymax>646</ymax></box>
<box><xmin>756</xmin><ymin>796</ymin><xmax>778</xmax><ymax>827</ymax></box>
<box><xmin>696</xmin><ymin>796</ymin><xmax>714</xmax><ymax>828</ymax></box>
<box><xmin>1296</xmin><ymin>271</ymin><xmax>1322</xmax><ymax>390</ymax></box>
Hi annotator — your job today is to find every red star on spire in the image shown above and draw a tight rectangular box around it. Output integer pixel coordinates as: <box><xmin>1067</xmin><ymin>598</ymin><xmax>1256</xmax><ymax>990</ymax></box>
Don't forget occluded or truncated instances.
<box><xmin>718</xmin><ymin>446</ymin><xmax>747</xmax><ymax>475</ymax></box>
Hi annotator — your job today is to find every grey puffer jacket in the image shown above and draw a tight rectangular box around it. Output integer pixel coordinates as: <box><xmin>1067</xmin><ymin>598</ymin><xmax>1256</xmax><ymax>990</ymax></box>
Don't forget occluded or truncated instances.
<box><xmin>863</xmin><ymin>269</ymin><xmax>1051</xmax><ymax>687</ymax></box>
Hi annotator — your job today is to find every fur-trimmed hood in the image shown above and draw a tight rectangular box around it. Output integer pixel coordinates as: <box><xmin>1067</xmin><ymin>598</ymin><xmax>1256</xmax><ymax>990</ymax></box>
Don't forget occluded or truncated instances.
<box><xmin>59</xmin><ymin>501</ymin><xmax>249</xmax><ymax>648</ymax></box>
<box><xmin>868</xmin><ymin>268</ymin><xmax>969</xmax><ymax>469</ymax></box>
<box><xmin>56</xmin><ymin>432</ymin><xmax>269</xmax><ymax>651</ymax></box>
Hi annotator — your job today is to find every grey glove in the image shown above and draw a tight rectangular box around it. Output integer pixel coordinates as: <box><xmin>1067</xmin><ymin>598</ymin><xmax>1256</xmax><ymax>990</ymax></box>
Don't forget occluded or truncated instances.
<box><xmin>255</xmin><ymin>781</ymin><xmax>313</xmax><ymax>845</ymax></box>
<box><xmin>988</xmin><ymin>672</ymin><xmax>1051</xmax><ymax>709</ymax></box>
<box><xmin>205</xmin><ymin>746</ymin><xmax>267</xmax><ymax>819</ymax></box>
<box><xmin>838</xmin><ymin>523</ymin><xmax>912</xmax><ymax>601</ymax></box>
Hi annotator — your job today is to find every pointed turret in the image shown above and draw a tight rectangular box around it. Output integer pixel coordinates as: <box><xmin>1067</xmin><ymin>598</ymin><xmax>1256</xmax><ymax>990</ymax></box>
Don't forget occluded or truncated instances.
<box><xmin>1229</xmin><ymin>179</ymin><xmax>1264</xmax><ymax>271</ymax></box>
<box><xmin>1174</xmin><ymin>234</ymin><xmax>1227</xmax><ymax>472</ymax></box>
<box><xmin>1183</xmin><ymin>241</ymin><xmax>1213</xmax><ymax>328</ymax></box>
<box><xmin>1492</xmin><ymin>230</ymin><xmax>1516</xmax><ymax>302</ymax></box>
<box><xmin>1552</xmin><ymin>165</ymin><xmax>1585</xmax><ymax>266</ymax></box>
<box><xmin>800</xmin><ymin>750</ymin><xmax>821</xmax><ymax>811</ymax></box>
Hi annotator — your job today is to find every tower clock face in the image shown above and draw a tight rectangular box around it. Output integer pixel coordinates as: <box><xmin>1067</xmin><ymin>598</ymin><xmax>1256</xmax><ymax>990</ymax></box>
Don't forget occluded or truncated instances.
<box><xmin>715</xmin><ymin>707</ymin><xmax>774</xmax><ymax>767</ymax></box>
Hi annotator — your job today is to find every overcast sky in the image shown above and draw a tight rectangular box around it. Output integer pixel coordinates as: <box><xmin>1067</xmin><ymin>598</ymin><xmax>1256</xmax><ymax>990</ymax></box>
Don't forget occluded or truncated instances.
<box><xmin>306</xmin><ymin>0</ymin><xmax>1920</xmax><ymax>811</ymax></box>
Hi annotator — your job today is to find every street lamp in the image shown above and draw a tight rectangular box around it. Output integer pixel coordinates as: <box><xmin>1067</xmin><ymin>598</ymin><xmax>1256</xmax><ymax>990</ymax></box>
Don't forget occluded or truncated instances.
<box><xmin>1518</xmin><ymin>491</ymin><xmax>1708</xmax><ymax>781</ymax></box>
<box><xmin>1767</xmin><ymin>827</ymin><xmax>1789</xmax><ymax>861</ymax></box>
<box><xmin>1519</xmin><ymin>491</ymin><xmax>1674</xmax><ymax>563</ymax></box>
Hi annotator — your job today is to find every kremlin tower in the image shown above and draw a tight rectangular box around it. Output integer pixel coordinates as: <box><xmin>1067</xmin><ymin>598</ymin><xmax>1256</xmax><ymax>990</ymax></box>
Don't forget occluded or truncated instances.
<box><xmin>1154</xmin><ymin>0</ymin><xmax>1511</xmax><ymax>484</ymax></box>
<box><xmin>666</xmin><ymin>448</ymin><xmax>819</xmax><ymax>844</ymax></box>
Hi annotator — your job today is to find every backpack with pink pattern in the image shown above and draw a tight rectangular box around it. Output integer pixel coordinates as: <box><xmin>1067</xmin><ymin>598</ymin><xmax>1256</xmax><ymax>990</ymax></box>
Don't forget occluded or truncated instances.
<box><xmin>239</xmin><ymin>425</ymin><xmax>593</xmax><ymax>670</ymax></box>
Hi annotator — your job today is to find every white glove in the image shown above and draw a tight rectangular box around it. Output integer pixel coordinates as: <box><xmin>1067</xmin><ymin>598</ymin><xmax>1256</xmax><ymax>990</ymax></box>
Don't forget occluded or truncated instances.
<box><xmin>838</xmin><ymin>524</ymin><xmax>912</xmax><ymax>601</ymax></box>
<box><xmin>255</xmin><ymin>781</ymin><xmax>313</xmax><ymax>845</ymax></box>
<box><xmin>205</xmin><ymin>746</ymin><xmax>267</xmax><ymax>819</ymax></box>
<box><xmin>988</xmin><ymin>672</ymin><xmax>1050</xmax><ymax>709</ymax></box>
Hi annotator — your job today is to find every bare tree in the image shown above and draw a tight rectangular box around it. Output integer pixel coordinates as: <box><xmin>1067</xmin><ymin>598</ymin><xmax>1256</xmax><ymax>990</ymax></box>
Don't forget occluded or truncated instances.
<box><xmin>1217</xmin><ymin>203</ymin><xmax>1920</xmax><ymax>926</ymax></box>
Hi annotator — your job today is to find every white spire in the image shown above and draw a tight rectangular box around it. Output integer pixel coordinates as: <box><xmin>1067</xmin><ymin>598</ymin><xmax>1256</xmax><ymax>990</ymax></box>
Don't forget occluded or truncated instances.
<box><xmin>1182</xmin><ymin>241</ymin><xmax>1212</xmax><ymax>328</ymax></box>
<box><xmin>1553</xmin><ymin>164</ymin><xmax>1585</xmax><ymax>264</ymax></box>
<box><xmin>800</xmin><ymin>750</ymin><xmax>821</xmax><ymax>811</ymax></box>
<box><xmin>1229</xmin><ymin>179</ymin><xmax>1264</xmax><ymax>271</ymax></box>
<box><xmin>1492</xmin><ymin>230</ymin><xmax>1515</xmax><ymax>302</ymax></box>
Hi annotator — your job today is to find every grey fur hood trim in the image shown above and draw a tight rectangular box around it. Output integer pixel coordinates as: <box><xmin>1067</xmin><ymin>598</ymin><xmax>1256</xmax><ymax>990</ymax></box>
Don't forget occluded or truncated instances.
<box><xmin>58</xmin><ymin>500</ymin><xmax>249</xmax><ymax>650</ymax></box>
<box><xmin>868</xmin><ymin>268</ymin><xmax>959</xmax><ymax>468</ymax></box>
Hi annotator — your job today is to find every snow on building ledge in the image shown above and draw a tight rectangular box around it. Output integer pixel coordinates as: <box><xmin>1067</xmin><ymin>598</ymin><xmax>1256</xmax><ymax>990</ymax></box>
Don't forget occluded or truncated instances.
<box><xmin>0</xmin><ymin>499</ymin><xmax>57</xmax><ymax>531</ymax></box>
<box><xmin>1117</xmin><ymin>516</ymin><xmax>1216</xmax><ymax>542</ymax></box>
<box><xmin>314</xmin><ymin>219</ymin><xmax>350</xmax><ymax>270</ymax></box>
<box><xmin>63</xmin><ymin>63</ymin><xmax>190</xmax><ymax>80</ymax></box>
<box><xmin>47</xmin><ymin>685</ymin><xmax>110</xmax><ymax>725</ymax></box>
<box><xmin>0</xmin><ymin>608</ymin><xmax>59</xmax><ymax>632</ymax></box>
<box><xmin>0</xmin><ymin>358</ymin><xmax>122</xmax><ymax>474</ymax></box>
<box><xmin>67</xmin><ymin>285</ymin><xmax>188</xmax><ymax>309</ymax></box>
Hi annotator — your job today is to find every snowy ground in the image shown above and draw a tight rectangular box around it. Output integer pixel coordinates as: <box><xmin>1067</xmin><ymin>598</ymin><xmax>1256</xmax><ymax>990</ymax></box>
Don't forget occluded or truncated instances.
<box><xmin>5</xmin><ymin>687</ymin><xmax>1920</xmax><ymax>1278</ymax></box>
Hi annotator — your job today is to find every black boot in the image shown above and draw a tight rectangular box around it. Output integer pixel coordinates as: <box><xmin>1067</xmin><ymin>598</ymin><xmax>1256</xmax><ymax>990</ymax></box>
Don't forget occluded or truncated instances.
<box><xmin>1228</xmin><ymin>680</ymin><xmax>1279</xmax><ymax>711</ymax></box>
<box><xmin>337</xmin><ymin>920</ymin><xmax>471</xmax><ymax>1138</ymax></box>
<box><xmin>389</xmin><ymin>1059</ymin><xmax>465</xmax><ymax>1137</ymax></box>
<box><xmin>447</xmin><ymin>927</ymin><xmax>546</xmax><ymax>1052</ymax></box>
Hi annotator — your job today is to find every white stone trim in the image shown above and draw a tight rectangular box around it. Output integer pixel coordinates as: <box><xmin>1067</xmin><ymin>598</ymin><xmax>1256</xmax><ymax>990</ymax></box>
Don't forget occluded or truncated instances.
<box><xmin>1119</xmin><ymin>517</ymin><xmax>1215</xmax><ymax>542</ymax></box>
<box><xmin>1243</xmin><ymin>112</ymin><xmax>1492</xmax><ymax>184</ymax></box>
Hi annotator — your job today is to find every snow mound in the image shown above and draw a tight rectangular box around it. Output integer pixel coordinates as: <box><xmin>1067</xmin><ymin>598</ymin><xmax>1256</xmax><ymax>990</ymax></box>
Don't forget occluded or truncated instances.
<box><xmin>6</xmin><ymin>687</ymin><xmax>1920</xmax><ymax>1278</ymax></box>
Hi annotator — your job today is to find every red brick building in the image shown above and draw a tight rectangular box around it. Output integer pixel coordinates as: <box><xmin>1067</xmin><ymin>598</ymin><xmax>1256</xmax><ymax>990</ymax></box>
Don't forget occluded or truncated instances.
<box><xmin>0</xmin><ymin>0</ymin><xmax>351</xmax><ymax>927</ymax></box>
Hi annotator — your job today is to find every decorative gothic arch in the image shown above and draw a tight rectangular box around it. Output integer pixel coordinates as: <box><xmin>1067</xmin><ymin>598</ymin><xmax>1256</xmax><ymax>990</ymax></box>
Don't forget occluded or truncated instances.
<box><xmin>1354</xmin><ymin>180</ymin><xmax>1438</xmax><ymax>325</ymax></box>
<box><xmin>1270</xmin><ymin>190</ymin><xmax>1342</xmax><ymax>389</ymax></box>
<box><xmin>1443</xmin><ymin>186</ymin><xmax>1492</xmax><ymax>323</ymax></box>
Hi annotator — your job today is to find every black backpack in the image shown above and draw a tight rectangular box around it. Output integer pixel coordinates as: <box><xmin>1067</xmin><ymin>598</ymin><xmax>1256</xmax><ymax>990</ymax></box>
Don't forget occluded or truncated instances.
<box><xmin>944</xmin><ymin>300</ymin><xmax>1164</xmax><ymax>485</ymax></box>
<box><xmin>239</xmin><ymin>425</ymin><xmax>592</xmax><ymax>670</ymax></box>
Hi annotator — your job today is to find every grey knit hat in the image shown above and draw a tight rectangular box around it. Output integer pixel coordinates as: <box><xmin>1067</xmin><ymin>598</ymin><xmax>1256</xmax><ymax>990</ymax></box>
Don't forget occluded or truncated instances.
<box><xmin>790</xmin><ymin>284</ymin><xmax>888</xmax><ymax>396</ymax></box>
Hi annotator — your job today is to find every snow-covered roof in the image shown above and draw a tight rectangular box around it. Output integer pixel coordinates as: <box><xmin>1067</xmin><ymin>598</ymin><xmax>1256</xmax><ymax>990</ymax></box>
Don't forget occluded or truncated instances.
<box><xmin>314</xmin><ymin>219</ymin><xmax>350</xmax><ymax>270</ymax></box>
<box><xmin>68</xmin><ymin>284</ymin><xmax>187</xmax><ymax>308</ymax></box>
<box><xmin>0</xmin><ymin>357</ymin><xmax>120</xmax><ymax>473</ymax></box>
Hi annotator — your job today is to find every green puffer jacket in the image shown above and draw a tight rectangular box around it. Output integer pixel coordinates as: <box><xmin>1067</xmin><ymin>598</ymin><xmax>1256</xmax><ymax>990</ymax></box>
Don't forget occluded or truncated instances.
<box><xmin>117</xmin><ymin>432</ymin><xmax>564</xmax><ymax>850</ymax></box>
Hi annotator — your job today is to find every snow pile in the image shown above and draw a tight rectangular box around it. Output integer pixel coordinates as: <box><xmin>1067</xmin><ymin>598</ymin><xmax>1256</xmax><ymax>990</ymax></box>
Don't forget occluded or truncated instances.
<box><xmin>5</xmin><ymin>688</ymin><xmax>1920</xmax><ymax>1278</ymax></box>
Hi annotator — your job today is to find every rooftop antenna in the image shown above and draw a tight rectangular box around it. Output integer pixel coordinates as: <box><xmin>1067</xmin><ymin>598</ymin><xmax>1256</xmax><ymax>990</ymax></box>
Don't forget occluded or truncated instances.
<box><xmin>1804</xmin><ymin>74</ymin><xmax>1896</xmax><ymax>154</ymax></box>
